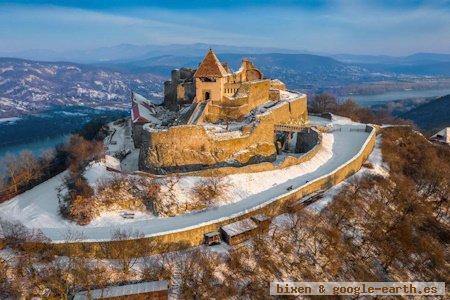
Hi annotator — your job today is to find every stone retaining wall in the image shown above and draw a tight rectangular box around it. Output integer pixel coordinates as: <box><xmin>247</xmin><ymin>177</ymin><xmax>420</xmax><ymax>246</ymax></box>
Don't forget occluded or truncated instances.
<box><xmin>184</xmin><ymin>127</ymin><xmax>323</xmax><ymax>177</ymax></box>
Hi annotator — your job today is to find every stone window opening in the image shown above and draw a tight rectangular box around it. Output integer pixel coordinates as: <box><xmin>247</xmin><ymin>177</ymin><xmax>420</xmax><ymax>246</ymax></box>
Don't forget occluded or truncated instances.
<box><xmin>201</xmin><ymin>77</ymin><xmax>216</xmax><ymax>82</ymax></box>
<box><xmin>204</xmin><ymin>91</ymin><xmax>211</xmax><ymax>101</ymax></box>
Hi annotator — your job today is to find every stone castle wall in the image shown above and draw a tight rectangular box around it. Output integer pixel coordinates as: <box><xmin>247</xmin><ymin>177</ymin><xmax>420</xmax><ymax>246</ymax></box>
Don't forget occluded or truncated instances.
<box><xmin>139</xmin><ymin>94</ymin><xmax>308</xmax><ymax>174</ymax></box>
<box><xmin>163</xmin><ymin>68</ymin><xmax>196</xmax><ymax>110</ymax></box>
<box><xmin>204</xmin><ymin>80</ymin><xmax>271</xmax><ymax>122</ymax></box>
<box><xmin>139</xmin><ymin>121</ymin><xmax>276</xmax><ymax>174</ymax></box>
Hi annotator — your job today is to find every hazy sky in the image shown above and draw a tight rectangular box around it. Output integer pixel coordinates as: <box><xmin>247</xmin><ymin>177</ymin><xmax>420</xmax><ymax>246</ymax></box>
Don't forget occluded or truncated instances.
<box><xmin>1</xmin><ymin>0</ymin><xmax>450</xmax><ymax>55</ymax></box>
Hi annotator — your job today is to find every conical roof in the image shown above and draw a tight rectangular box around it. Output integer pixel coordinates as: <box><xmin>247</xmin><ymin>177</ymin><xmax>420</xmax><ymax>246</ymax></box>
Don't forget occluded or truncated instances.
<box><xmin>194</xmin><ymin>49</ymin><xmax>229</xmax><ymax>78</ymax></box>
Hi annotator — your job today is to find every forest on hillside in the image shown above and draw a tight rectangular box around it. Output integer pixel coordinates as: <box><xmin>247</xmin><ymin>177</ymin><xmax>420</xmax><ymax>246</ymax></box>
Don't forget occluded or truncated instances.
<box><xmin>400</xmin><ymin>94</ymin><xmax>450</xmax><ymax>133</ymax></box>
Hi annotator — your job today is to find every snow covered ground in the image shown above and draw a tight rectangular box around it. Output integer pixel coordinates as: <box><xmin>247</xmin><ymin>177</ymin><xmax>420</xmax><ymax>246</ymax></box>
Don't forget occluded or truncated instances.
<box><xmin>0</xmin><ymin>116</ymin><xmax>374</xmax><ymax>242</ymax></box>
<box><xmin>105</xmin><ymin>119</ymin><xmax>133</xmax><ymax>157</ymax></box>
<box><xmin>308</xmin><ymin>136</ymin><xmax>388</xmax><ymax>212</ymax></box>
<box><xmin>0</xmin><ymin>117</ymin><xmax>21</xmax><ymax>124</ymax></box>
<box><xmin>155</xmin><ymin>132</ymin><xmax>334</xmax><ymax>211</ymax></box>
<box><xmin>309</xmin><ymin>114</ymin><xmax>361</xmax><ymax>126</ymax></box>
<box><xmin>104</xmin><ymin>119</ymin><xmax>139</xmax><ymax>172</ymax></box>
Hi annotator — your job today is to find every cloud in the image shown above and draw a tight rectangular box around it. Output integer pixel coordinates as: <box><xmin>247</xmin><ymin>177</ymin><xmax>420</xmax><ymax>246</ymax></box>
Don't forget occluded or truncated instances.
<box><xmin>0</xmin><ymin>1</ymin><xmax>449</xmax><ymax>55</ymax></box>
<box><xmin>0</xmin><ymin>5</ymin><xmax>259</xmax><ymax>51</ymax></box>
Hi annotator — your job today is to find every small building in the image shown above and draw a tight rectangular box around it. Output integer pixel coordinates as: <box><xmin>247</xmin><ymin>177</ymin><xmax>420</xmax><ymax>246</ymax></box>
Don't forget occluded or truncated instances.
<box><xmin>251</xmin><ymin>214</ymin><xmax>271</xmax><ymax>233</ymax></box>
<box><xmin>220</xmin><ymin>218</ymin><xmax>258</xmax><ymax>245</ymax></box>
<box><xmin>430</xmin><ymin>127</ymin><xmax>450</xmax><ymax>145</ymax></box>
<box><xmin>204</xmin><ymin>231</ymin><xmax>221</xmax><ymax>246</ymax></box>
<box><xmin>72</xmin><ymin>280</ymin><xmax>169</xmax><ymax>300</ymax></box>
<box><xmin>131</xmin><ymin>92</ymin><xmax>162</xmax><ymax>148</ymax></box>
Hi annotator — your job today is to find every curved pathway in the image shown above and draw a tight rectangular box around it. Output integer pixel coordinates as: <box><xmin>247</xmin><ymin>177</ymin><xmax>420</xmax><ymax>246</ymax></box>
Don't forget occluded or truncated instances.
<box><xmin>42</xmin><ymin>124</ymin><xmax>370</xmax><ymax>242</ymax></box>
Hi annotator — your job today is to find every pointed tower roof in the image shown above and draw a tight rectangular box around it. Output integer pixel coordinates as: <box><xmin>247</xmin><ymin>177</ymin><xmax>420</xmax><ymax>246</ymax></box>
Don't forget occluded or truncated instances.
<box><xmin>194</xmin><ymin>49</ymin><xmax>229</xmax><ymax>78</ymax></box>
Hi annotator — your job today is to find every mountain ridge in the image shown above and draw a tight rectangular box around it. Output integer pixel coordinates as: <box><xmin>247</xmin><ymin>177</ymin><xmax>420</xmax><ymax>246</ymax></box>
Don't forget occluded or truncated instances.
<box><xmin>0</xmin><ymin>57</ymin><xmax>164</xmax><ymax>118</ymax></box>
<box><xmin>2</xmin><ymin>42</ymin><xmax>450</xmax><ymax>66</ymax></box>
<box><xmin>400</xmin><ymin>94</ymin><xmax>450</xmax><ymax>133</ymax></box>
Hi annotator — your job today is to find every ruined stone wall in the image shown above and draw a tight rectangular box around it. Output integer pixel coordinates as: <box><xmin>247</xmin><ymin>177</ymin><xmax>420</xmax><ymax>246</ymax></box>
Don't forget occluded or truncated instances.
<box><xmin>139</xmin><ymin>94</ymin><xmax>308</xmax><ymax>173</ymax></box>
<box><xmin>269</xmin><ymin>89</ymin><xmax>281</xmax><ymax>101</ymax></box>
<box><xmin>163</xmin><ymin>68</ymin><xmax>196</xmax><ymax>110</ymax></box>
<box><xmin>204</xmin><ymin>80</ymin><xmax>271</xmax><ymax>123</ymax></box>
<box><xmin>131</xmin><ymin>123</ymin><xmax>144</xmax><ymax>148</ymax></box>
<box><xmin>163</xmin><ymin>81</ymin><xmax>177</xmax><ymax>109</ymax></box>
<box><xmin>139</xmin><ymin>121</ymin><xmax>276</xmax><ymax>173</ymax></box>
<box><xmin>223</xmin><ymin>82</ymin><xmax>241</xmax><ymax>96</ymax></box>
<box><xmin>187</xmin><ymin>127</ymin><xmax>322</xmax><ymax>177</ymax></box>
<box><xmin>258</xmin><ymin>93</ymin><xmax>308</xmax><ymax>125</ymax></box>
<box><xmin>270</xmin><ymin>79</ymin><xmax>286</xmax><ymax>91</ymax></box>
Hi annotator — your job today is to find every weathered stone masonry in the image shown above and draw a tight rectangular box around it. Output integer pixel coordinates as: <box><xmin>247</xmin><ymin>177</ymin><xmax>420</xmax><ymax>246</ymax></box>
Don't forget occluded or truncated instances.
<box><xmin>136</xmin><ymin>49</ymin><xmax>309</xmax><ymax>174</ymax></box>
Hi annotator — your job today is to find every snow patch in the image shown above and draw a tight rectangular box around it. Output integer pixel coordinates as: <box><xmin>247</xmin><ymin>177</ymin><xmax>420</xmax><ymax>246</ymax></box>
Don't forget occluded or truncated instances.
<box><xmin>0</xmin><ymin>117</ymin><xmax>21</xmax><ymax>124</ymax></box>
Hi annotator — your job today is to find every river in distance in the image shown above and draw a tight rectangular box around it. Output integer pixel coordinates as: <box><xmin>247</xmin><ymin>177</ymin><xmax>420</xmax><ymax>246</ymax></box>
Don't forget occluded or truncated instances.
<box><xmin>340</xmin><ymin>88</ymin><xmax>450</xmax><ymax>106</ymax></box>
<box><xmin>0</xmin><ymin>106</ymin><xmax>127</xmax><ymax>174</ymax></box>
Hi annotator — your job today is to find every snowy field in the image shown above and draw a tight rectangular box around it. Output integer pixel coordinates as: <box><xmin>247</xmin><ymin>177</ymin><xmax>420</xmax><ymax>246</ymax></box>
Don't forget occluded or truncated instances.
<box><xmin>0</xmin><ymin>116</ymin><xmax>374</xmax><ymax>242</ymax></box>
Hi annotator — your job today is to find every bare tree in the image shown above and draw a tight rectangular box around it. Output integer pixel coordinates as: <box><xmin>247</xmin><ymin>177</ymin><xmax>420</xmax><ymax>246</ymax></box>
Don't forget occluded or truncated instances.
<box><xmin>101</xmin><ymin>228</ymin><xmax>152</xmax><ymax>275</ymax></box>
<box><xmin>0</xmin><ymin>175</ymin><xmax>6</xmax><ymax>193</ymax></box>
<box><xmin>312</xmin><ymin>93</ymin><xmax>337</xmax><ymax>113</ymax></box>
<box><xmin>2</xmin><ymin>154</ymin><xmax>22</xmax><ymax>193</ymax></box>
<box><xmin>163</xmin><ymin>173</ymin><xmax>181</xmax><ymax>202</ymax></box>
<box><xmin>65</xmin><ymin>134</ymin><xmax>104</xmax><ymax>173</ymax></box>
<box><xmin>71</xmin><ymin>258</ymin><xmax>108</xmax><ymax>299</ymax></box>
<box><xmin>0</xmin><ymin>257</ymin><xmax>18</xmax><ymax>299</ymax></box>
<box><xmin>140</xmin><ymin>256</ymin><xmax>173</xmax><ymax>282</ymax></box>
<box><xmin>19</xmin><ymin>150</ymin><xmax>41</xmax><ymax>187</ymax></box>
<box><xmin>192</xmin><ymin>177</ymin><xmax>229</xmax><ymax>207</ymax></box>
<box><xmin>177</xmin><ymin>249</ymin><xmax>222</xmax><ymax>299</ymax></box>
<box><xmin>40</xmin><ymin>149</ymin><xmax>56</xmax><ymax>176</ymax></box>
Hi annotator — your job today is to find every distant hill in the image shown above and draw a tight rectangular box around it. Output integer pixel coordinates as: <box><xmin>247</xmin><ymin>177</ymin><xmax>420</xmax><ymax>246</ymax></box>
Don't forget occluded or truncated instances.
<box><xmin>333</xmin><ymin>52</ymin><xmax>450</xmax><ymax>77</ymax></box>
<box><xmin>219</xmin><ymin>53</ymin><xmax>376</xmax><ymax>88</ymax></box>
<box><xmin>400</xmin><ymin>94</ymin><xmax>450</xmax><ymax>133</ymax></box>
<box><xmin>2</xmin><ymin>52</ymin><xmax>450</xmax><ymax>118</ymax></box>
<box><xmin>333</xmin><ymin>52</ymin><xmax>450</xmax><ymax>65</ymax></box>
<box><xmin>3</xmin><ymin>43</ymin><xmax>450</xmax><ymax>78</ymax></box>
<box><xmin>0</xmin><ymin>58</ymin><xmax>164</xmax><ymax>117</ymax></box>
<box><xmin>104</xmin><ymin>51</ymin><xmax>450</xmax><ymax>90</ymax></box>
<box><xmin>361</xmin><ymin>61</ymin><xmax>450</xmax><ymax>76</ymax></box>
<box><xmin>104</xmin><ymin>52</ymin><xmax>392</xmax><ymax>90</ymax></box>
<box><xmin>0</xmin><ymin>43</ymin><xmax>305</xmax><ymax>64</ymax></box>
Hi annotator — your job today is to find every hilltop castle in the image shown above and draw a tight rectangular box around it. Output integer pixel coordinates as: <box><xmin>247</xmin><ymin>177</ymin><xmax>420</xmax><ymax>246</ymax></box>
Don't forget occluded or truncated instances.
<box><xmin>131</xmin><ymin>49</ymin><xmax>309</xmax><ymax>174</ymax></box>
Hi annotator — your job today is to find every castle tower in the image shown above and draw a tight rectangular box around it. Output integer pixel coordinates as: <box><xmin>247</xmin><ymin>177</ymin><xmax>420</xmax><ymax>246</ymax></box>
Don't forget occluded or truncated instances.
<box><xmin>194</xmin><ymin>49</ymin><xmax>229</xmax><ymax>102</ymax></box>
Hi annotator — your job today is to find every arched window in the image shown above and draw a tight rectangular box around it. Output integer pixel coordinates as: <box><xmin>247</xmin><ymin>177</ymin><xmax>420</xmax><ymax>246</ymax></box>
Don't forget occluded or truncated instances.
<box><xmin>204</xmin><ymin>91</ymin><xmax>211</xmax><ymax>100</ymax></box>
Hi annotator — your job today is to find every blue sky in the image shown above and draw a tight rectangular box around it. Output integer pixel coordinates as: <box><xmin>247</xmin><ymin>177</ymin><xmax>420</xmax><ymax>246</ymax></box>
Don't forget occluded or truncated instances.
<box><xmin>1</xmin><ymin>0</ymin><xmax>450</xmax><ymax>55</ymax></box>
